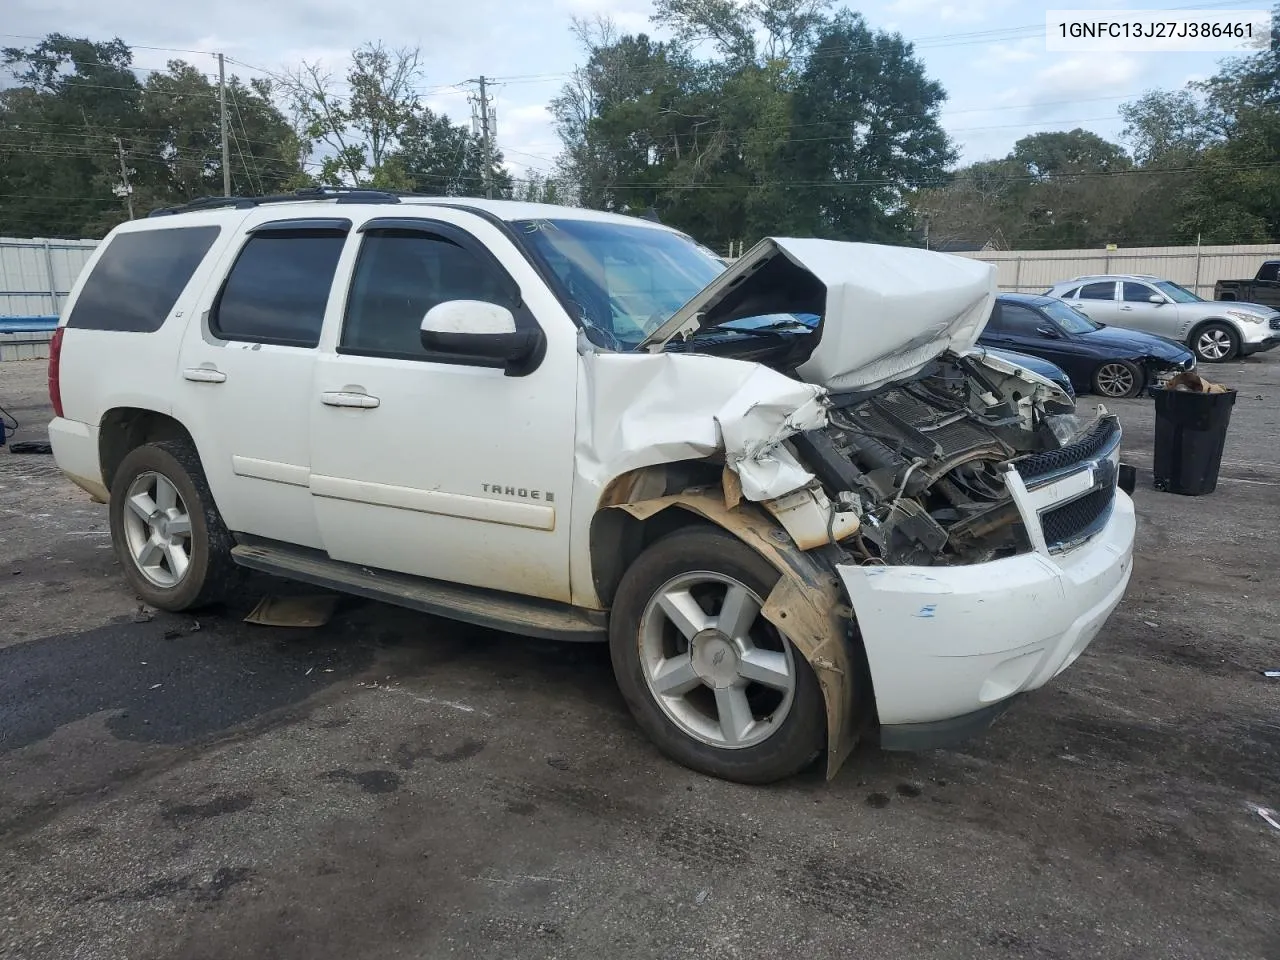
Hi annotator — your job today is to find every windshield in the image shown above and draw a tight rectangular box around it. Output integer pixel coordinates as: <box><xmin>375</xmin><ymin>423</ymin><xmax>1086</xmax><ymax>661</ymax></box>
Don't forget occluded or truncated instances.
<box><xmin>1155</xmin><ymin>280</ymin><xmax>1203</xmax><ymax>303</ymax></box>
<box><xmin>513</xmin><ymin>218</ymin><xmax>726</xmax><ymax>349</ymax></box>
<box><xmin>1041</xmin><ymin>299</ymin><xmax>1099</xmax><ymax>334</ymax></box>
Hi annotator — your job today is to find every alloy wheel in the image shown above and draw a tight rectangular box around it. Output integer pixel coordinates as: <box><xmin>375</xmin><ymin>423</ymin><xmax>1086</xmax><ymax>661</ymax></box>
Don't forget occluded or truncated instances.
<box><xmin>638</xmin><ymin>571</ymin><xmax>796</xmax><ymax>750</ymax></box>
<box><xmin>120</xmin><ymin>471</ymin><xmax>194</xmax><ymax>588</ymax></box>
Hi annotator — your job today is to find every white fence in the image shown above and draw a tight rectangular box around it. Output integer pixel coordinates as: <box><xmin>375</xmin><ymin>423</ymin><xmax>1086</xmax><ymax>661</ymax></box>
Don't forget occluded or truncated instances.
<box><xmin>954</xmin><ymin>242</ymin><xmax>1280</xmax><ymax>298</ymax></box>
<box><xmin>0</xmin><ymin>236</ymin><xmax>99</xmax><ymax>319</ymax></box>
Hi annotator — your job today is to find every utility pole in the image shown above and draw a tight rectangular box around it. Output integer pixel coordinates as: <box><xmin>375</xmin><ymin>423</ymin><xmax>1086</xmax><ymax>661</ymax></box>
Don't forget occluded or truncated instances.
<box><xmin>114</xmin><ymin>137</ymin><xmax>134</xmax><ymax>220</ymax></box>
<box><xmin>218</xmin><ymin>53</ymin><xmax>231</xmax><ymax>197</ymax></box>
<box><xmin>472</xmin><ymin>76</ymin><xmax>494</xmax><ymax>200</ymax></box>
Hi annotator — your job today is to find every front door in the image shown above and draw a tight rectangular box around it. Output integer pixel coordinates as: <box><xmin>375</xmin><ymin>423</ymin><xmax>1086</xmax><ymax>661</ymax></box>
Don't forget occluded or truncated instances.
<box><xmin>308</xmin><ymin>214</ymin><xmax>579</xmax><ymax>603</ymax></box>
<box><xmin>174</xmin><ymin>216</ymin><xmax>350</xmax><ymax>549</ymax></box>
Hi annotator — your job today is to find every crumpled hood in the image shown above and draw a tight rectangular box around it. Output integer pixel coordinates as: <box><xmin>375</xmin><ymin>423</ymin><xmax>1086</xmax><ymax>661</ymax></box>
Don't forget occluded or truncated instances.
<box><xmin>640</xmin><ymin>238</ymin><xmax>998</xmax><ymax>392</ymax></box>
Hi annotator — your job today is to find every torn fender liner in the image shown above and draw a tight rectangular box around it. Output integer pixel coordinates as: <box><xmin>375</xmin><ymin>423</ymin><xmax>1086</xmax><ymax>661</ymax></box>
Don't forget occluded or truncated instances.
<box><xmin>610</xmin><ymin>491</ymin><xmax>861</xmax><ymax>778</ymax></box>
<box><xmin>577</xmin><ymin>351</ymin><xmax>827</xmax><ymax>502</ymax></box>
<box><xmin>641</xmin><ymin>237</ymin><xmax>997</xmax><ymax>393</ymax></box>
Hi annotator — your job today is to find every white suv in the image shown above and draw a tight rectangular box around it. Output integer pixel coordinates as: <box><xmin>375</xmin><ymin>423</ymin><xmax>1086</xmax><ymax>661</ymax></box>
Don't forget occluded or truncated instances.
<box><xmin>47</xmin><ymin>189</ymin><xmax>1137</xmax><ymax>783</ymax></box>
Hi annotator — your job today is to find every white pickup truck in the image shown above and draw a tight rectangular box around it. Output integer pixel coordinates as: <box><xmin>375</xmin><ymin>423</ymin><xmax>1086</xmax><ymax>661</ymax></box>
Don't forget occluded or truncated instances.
<box><xmin>47</xmin><ymin>190</ymin><xmax>1136</xmax><ymax>783</ymax></box>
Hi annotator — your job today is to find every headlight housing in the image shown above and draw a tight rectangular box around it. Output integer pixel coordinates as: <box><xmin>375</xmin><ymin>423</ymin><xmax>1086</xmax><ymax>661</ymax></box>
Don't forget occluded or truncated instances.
<box><xmin>1225</xmin><ymin>309</ymin><xmax>1265</xmax><ymax>324</ymax></box>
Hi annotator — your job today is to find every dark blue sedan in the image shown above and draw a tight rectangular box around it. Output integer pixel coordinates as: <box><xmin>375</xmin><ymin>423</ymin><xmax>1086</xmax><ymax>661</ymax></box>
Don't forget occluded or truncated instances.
<box><xmin>978</xmin><ymin>293</ymin><xmax>1196</xmax><ymax>398</ymax></box>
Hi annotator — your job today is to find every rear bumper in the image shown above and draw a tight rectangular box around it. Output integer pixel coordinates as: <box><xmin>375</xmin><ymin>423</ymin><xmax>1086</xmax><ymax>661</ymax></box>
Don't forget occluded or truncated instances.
<box><xmin>48</xmin><ymin>416</ymin><xmax>108</xmax><ymax>500</ymax></box>
<box><xmin>838</xmin><ymin>491</ymin><xmax>1135</xmax><ymax>730</ymax></box>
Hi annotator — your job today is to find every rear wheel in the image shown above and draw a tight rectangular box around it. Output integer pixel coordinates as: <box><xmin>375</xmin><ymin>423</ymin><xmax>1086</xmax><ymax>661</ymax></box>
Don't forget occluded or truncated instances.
<box><xmin>1092</xmin><ymin>360</ymin><xmax>1144</xmax><ymax>399</ymax></box>
<box><xmin>609</xmin><ymin>526</ymin><xmax>826</xmax><ymax>784</ymax></box>
<box><xmin>108</xmin><ymin>440</ymin><xmax>239</xmax><ymax>611</ymax></box>
<box><xmin>1192</xmin><ymin>323</ymin><xmax>1240</xmax><ymax>363</ymax></box>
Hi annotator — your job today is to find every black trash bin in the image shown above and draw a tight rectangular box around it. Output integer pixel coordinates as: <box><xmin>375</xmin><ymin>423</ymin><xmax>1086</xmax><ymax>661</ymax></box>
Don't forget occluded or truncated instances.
<box><xmin>1152</xmin><ymin>387</ymin><xmax>1236</xmax><ymax>495</ymax></box>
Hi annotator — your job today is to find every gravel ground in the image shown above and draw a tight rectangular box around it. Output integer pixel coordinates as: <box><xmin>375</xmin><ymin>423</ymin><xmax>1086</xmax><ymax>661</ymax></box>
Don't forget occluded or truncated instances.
<box><xmin>1</xmin><ymin>356</ymin><xmax>1278</xmax><ymax>960</ymax></box>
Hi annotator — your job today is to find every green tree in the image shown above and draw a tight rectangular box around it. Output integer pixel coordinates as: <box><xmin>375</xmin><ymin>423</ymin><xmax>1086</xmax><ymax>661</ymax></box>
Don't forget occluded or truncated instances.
<box><xmin>0</xmin><ymin>34</ymin><xmax>144</xmax><ymax>236</ymax></box>
<box><xmin>393</xmin><ymin>108</ymin><xmax>512</xmax><ymax>197</ymax></box>
<box><xmin>553</xmin><ymin>0</ymin><xmax>953</xmax><ymax>248</ymax></box>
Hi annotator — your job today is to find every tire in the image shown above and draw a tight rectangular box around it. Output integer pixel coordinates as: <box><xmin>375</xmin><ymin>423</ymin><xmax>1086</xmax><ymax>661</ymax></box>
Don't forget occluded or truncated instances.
<box><xmin>1191</xmin><ymin>322</ymin><xmax>1240</xmax><ymax>363</ymax></box>
<box><xmin>108</xmin><ymin>440</ymin><xmax>239</xmax><ymax>611</ymax></box>
<box><xmin>1092</xmin><ymin>359</ymin><xmax>1144</xmax><ymax>399</ymax></box>
<box><xmin>608</xmin><ymin>526</ymin><xmax>826</xmax><ymax>784</ymax></box>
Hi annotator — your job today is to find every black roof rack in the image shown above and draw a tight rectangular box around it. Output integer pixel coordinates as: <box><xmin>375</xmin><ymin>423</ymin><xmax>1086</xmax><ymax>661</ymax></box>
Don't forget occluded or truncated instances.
<box><xmin>147</xmin><ymin>186</ymin><xmax>426</xmax><ymax>218</ymax></box>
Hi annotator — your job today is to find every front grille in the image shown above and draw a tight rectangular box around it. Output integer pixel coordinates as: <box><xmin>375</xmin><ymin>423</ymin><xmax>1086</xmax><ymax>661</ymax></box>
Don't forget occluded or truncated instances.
<box><xmin>1269</xmin><ymin>316</ymin><xmax>1280</xmax><ymax>332</ymax></box>
<box><xmin>1014</xmin><ymin>416</ymin><xmax>1121</xmax><ymax>483</ymax></box>
<box><xmin>1040</xmin><ymin>480</ymin><xmax>1117</xmax><ymax>551</ymax></box>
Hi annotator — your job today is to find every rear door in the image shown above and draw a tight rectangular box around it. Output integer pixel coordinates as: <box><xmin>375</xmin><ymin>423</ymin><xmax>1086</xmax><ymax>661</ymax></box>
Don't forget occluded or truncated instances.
<box><xmin>173</xmin><ymin>215</ymin><xmax>349</xmax><ymax>548</ymax></box>
<box><xmin>1065</xmin><ymin>280</ymin><xmax>1120</xmax><ymax>324</ymax></box>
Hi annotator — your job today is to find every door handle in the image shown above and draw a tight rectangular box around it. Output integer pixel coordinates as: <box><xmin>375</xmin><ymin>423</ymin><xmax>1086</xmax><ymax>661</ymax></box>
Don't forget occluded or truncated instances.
<box><xmin>321</xmin><ymin>391</ymin><xmax>380</xmax><ymax>409</ymax></box>
<box><xmin>183</xmin><ymin>366</ymin><xmax>226</xmax><ymax>383</ymax></box>
<box><xmin>1120</xmin><ymin>305</ymin><xmax>1133</xmax><ymax>311</ymax></box>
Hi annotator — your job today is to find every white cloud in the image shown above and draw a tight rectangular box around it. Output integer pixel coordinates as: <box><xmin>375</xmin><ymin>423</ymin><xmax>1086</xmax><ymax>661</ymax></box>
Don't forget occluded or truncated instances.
<box><xmin>883</xmin><ymin>0</ymin><xmax>1014</xmax><ymax>24</ymax></box>
<box><xmin>1023</xmin><ymin>52</ymin><xmax>1142</xmax><ymax>106</ymax></box>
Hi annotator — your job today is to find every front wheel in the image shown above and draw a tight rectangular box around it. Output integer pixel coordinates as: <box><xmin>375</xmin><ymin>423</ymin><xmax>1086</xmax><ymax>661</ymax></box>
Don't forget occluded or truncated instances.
<box><xmin>1192</xmin><ymin>323</ymin><xmax>1240</xmax><ymax>363</ymax></box>
<box><xmin>609</xmin><ymin>526</ymin><xmax>826</xmax><ymax>783</ymax></box>
<box><xmin>1092</xmin><ymin>360</ymin><xmax>1144</xmax><ymax>399</ymax></box>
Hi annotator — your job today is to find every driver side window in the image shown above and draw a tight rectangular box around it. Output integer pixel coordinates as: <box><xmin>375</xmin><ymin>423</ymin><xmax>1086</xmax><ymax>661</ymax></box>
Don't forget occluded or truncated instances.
<box><xmin>1123</xmin><ymin>282</ymin><xmax>1156</xmax><ymax>303</ymax></box>
<box><xmin>341</xmin><ymin>228</ymin><xmax>519</xmax><ymax>360</ymax></box>
<box><xmin>1001</xmin><ymin>303</ymin><xmax>1048</xmax><ymax>335</ymax></box>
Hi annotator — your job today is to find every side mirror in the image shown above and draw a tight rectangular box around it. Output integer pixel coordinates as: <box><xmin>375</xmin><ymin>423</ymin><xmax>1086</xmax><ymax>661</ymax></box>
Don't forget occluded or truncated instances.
<box><xmin>419</xmin><ymin>300</ymin><xmax>545</xmax><ymax>376</ymax></box>
<box><xmin>1036</xmin><ymin>325</ymin><xmax>1061</xmax><ymax>339</ymax></box>
<box><xmin>1148</xmin><ymin>294</ymin><xmax>1168</xmax><ymax>305</ymax></box>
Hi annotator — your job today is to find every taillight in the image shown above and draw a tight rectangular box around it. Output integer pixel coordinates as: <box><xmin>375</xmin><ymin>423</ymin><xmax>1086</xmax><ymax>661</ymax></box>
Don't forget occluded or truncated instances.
<box><xmin>48</xmin><ymin>326</ymin><xmax>65</xmax><ymax>418</ymax></box>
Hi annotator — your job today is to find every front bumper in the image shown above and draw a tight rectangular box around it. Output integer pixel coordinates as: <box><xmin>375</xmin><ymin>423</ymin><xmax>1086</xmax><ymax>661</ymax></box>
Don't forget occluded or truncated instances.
<box><xmin>1240</xmin><ymin>334</ymin><xmax>1280</xmax><ymax>357</ymax></box>
<box><xmin>838</xmin><ymin>490</ymin><xmax>1135</xmax><ymax>731</ymax></box>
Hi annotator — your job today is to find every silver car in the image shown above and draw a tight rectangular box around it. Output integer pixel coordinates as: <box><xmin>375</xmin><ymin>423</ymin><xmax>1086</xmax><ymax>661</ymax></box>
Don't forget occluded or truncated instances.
<box><xmin>1043</xmin><ymin>274</ymin><xmax>1280</xmax><ymax>364</ymax></box>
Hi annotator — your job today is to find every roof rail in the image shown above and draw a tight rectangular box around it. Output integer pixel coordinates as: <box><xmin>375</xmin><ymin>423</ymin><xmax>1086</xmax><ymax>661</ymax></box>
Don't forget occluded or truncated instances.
<box><xmin>147</xmin><ymin>186</ymin><xmax>412</xmax><ymax>218</ymax></box>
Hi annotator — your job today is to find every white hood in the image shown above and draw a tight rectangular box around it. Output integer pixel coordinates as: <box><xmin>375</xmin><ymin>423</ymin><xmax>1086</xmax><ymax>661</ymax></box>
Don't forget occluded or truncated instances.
<box><xmin>641</xmin><ymin>238</ymin><xmax>998</xmax><ymax>392</ymax></box>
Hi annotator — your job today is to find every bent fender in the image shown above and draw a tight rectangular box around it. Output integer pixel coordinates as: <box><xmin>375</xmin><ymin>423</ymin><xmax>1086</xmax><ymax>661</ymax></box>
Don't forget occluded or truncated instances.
<box><xmin>608</xmin><ymin>490</ymin><xmax>863</xmax><ymax>778</ymax></box>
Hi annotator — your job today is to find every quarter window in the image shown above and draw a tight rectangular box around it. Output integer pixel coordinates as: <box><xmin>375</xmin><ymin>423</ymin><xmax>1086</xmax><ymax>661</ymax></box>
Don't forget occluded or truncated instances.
<box><xmin>212</xmin><ymin>230</ymin><xmax>346</xmax><ymax>347</ymax></box>
<box><xmin>341</xmin><ymin>229</ymin><xmax>519</xmax><ymax>359</ymax></box>
<box><xmin>67</xmin><ymin>226</ymin><xmax>219</xmax><ymax>332</ymax></box>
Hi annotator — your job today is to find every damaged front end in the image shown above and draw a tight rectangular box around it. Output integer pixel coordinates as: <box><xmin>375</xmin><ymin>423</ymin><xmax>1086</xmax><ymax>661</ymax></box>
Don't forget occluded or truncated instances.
<box><xmin>590</xmin><ymin>237</ymin><xmax>1137</xmax><ymax>777</ymax></box>
<box><xmin>790</xmin><ymin>352</ymin><xmax>1114</xmax><ymax>566</ymax></box>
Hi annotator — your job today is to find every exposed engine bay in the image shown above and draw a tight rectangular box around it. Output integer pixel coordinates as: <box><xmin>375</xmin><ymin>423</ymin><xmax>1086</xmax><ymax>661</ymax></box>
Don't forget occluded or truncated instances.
<box><xmin>790</xmin><ymin>352</ymin><xmax>1105</xmax><ymax>566</ymax></box>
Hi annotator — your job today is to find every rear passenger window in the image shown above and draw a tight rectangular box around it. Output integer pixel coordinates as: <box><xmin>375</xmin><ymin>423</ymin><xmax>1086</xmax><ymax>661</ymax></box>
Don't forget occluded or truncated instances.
<box><xmin>341</xmin><ymin>229</ymin><xmax>519</xmax><ymax>359</ymax></box>
<box><xmin>67</xmin><ymin>226</ymin><xmax>219</xmax><ymax>332</ymax></box>
<box><xmin>1077</xmin><ymin>282</ymin><xmax>1116</xmax><ymax>301</ymax></box>
<box><xmin>212</xmin><ymin>230</ymin><xmax>346</xmax><ymax>347</ymax></box>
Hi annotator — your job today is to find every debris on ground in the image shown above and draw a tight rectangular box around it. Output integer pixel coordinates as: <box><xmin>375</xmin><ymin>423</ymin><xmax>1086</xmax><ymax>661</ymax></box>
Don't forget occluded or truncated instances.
<box><xmin>1263</xmin><ymin>671</ymin><xmax>1280</xmax><ymax>679</ymax></box>
<box><xmin>132</xmin><ymin>604</ymin><xmax>155</xmax><ymax>623</ymax></box>
<box><xmin>1256</xmin><ymin>807</ymin><xmax>1280</xmax><ymax>832</ymax></box>
<box><xmin>243</xmin><ymin>595</ymin><xmax>339</xmax><ymax>628</ymax></box>
<box><xmin>1164</xmin><ymin>371</ymin><xmax>1230</xmax><ymax>394</ymax></box>
<box><xmin>8</xmin><ymin>440</ymin><xmax>53</xmax><ymax>454</ymax></box>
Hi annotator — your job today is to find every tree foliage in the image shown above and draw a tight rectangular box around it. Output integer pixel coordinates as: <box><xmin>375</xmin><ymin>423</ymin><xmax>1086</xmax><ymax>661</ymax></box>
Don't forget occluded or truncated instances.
<box><xmin>283</xmin><ymin>41</ymin><xmax>510</xmax><ymax>196</ymax></box>
<box><xmin>920</xmin><ymin>1</ymin><xmax>1280</xmax><ymax>250</ymax></box>
<box><xmin>552</xmin><ymin>0</ymin><xmax>953</xmax><ymax>250</ymax></box>
<box><xmin>0</xmin><ymin>34</ymin><xmax>302</xmax><ymax>237</ymax></box>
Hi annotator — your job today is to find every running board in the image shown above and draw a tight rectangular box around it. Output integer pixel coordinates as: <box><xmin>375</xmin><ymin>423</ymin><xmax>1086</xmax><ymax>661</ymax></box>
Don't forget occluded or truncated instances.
<box><xmin>230</xmin><ymin>540</ymin><xmax>607</xmax><ymax>643</ymax></box>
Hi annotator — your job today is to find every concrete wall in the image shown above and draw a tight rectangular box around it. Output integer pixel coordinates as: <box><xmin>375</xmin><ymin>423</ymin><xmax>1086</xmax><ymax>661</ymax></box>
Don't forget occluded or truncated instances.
<box><xmin>953</xmin><ymin>242</ymin><xmax>1280</xmax><ymax>298</ymax></box>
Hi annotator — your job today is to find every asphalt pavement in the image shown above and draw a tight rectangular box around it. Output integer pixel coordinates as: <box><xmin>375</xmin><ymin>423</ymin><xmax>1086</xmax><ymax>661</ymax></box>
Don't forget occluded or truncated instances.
<box><xmin>1</xmin><ymin>356</ymin><xmax>1278</xmax><ymax>960</ymax></box>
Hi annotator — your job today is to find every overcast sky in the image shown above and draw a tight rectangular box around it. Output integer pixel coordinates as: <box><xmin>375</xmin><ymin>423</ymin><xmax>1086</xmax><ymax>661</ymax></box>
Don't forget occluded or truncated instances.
<box><xmin>3</xmin><ymin>0</ymin><xmax>1249</xmax><ymax>178</ymax></box>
